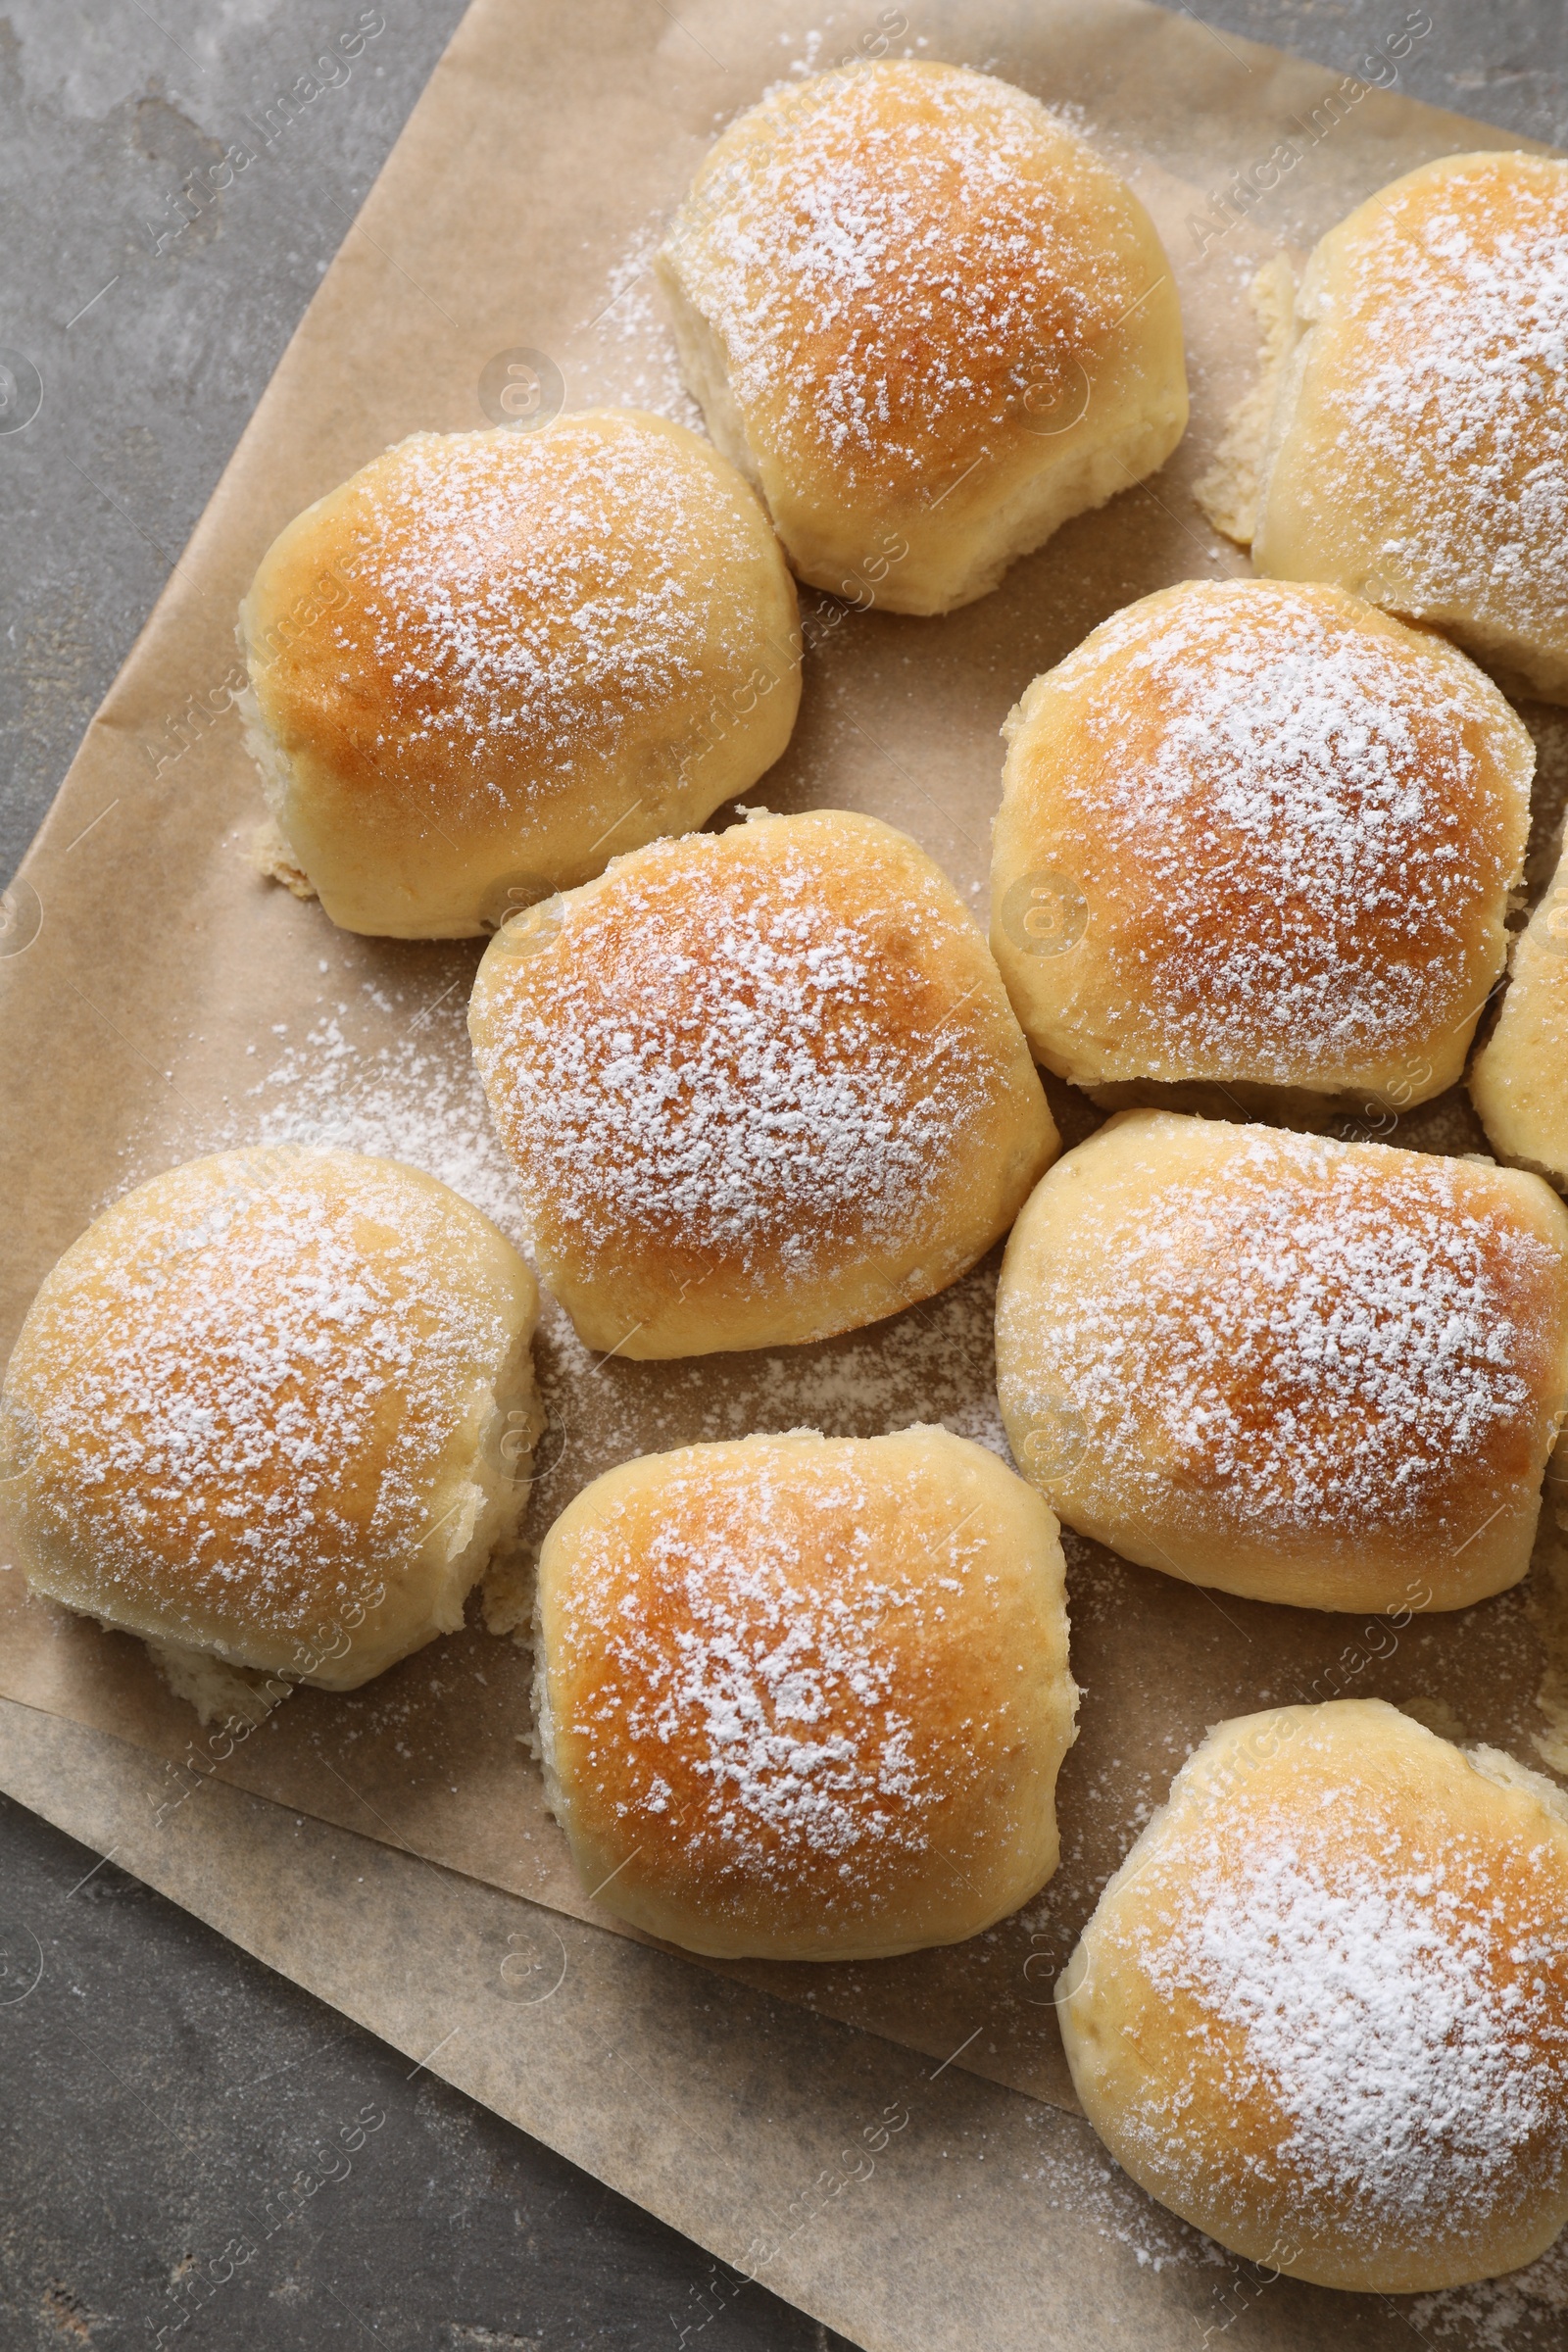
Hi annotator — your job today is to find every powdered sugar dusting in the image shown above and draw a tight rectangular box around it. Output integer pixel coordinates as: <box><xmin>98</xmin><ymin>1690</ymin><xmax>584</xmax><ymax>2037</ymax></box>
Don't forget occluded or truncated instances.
<box><xmin>668</xmin><ymin>62</ymin><xmax>1141</xmax><ymax>491</ymax></box>
<box><xmin>280</xmin><ymin>417</ymin><xmax>764</xmax><ymax>809</ymax></box>
<box><xmin>1001</xmin><ymin>1128</ymin><xmax>1560</xmax><ymax>1540</ymax></box>
<box><xmin>1052</xmin><ymin>583</ymin><xmax>1522</xmax><ymax>1079</ymax></box>
<box><xmin>1128</xmin><ymin>1793</ymin><xmax>1568</xmax><ymax>2248</ymax></box>
<box><xmin>552</xmin><ymin>1448</ymin><xmax>988</xmax><ymax>1894</ymax></box>
<box><xmin>12</xmin><ymin>1152</ymin><xmax>515</xmax><ymax>1638</ymax></box>
<box><xmin>470</xmin><ymin>822</ymin><xmax>1005</xmax><ymax>1287</ymax></box>
<box><xmin>1301</xmin><ymin>157</ymin><xmax>1568</xmax><ymax>656</ymax></box>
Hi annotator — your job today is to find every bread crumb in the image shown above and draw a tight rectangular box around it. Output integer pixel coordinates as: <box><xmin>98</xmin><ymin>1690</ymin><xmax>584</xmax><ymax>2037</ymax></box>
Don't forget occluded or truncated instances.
<box><xmin>250</xmin><ymin>816</ymin><xmax>317</xmax><ymax>901</ymax></box>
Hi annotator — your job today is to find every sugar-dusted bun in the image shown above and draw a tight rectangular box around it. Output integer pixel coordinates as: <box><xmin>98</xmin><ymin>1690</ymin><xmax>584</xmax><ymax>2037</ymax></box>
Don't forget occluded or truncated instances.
<box><xmin>996</xmin><ymin>1111</ymin><xmax>1568</xmax><ymax>1612</ymax></box>
<box><xmin>468</xmin><ymin>809</ymin><xmax>1058</xmax><ymax>1358</ymax></box>
<box><xmin>239</xmin><ymin>410</ymin><xmax>801</xmax><ymax>937</ymax></box>
<box><xmin>2</xmin><ymin>1149</ymin><xmax>538</xmax><ymax>1691</ymax></box>
<box><xmin>1471</xmin><ymin>835</ymin><xmax>1568</xmax><ymax>1190</ymax></box>
<box><xmin>658</xmin><ymin>61</ymin><xmax>1187</xmax><ymax>616</ymax></box>
<box><xmin>1251</xmin><ymin>153</ymin><xmax>1568</xmax><ymax>703</ymax></box>
<box><xmin>534</xmin><ymin>1426</ymin><xmax>1077</xmax><ymax>1960</ymax></box>
<box><xmin>1059</xmin><ymin>1699</ymin><xmax>1568</xmax><ymax>2291</ymax></box>
<box><xmin>992</xmin><ymin>578</ymin><xmax>1534</xmax><ymax>1111</ymax></box>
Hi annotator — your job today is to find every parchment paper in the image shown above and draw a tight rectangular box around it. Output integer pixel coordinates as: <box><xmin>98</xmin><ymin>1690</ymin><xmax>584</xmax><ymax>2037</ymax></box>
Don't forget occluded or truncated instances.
<box><xmin>15</xmin><ymin>1690</ymin><xmax>1523</xmax><ymax>2352</ymax></box>
<box><xmin>3</xmin><ymin>2</ymin><xmax>1567</xmax><ymax>2332</ymax></box>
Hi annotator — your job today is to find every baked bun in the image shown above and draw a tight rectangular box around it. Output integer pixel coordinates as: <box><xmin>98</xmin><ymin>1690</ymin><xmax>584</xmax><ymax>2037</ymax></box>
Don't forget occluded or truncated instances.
<box><xmin>240</xmin><ymin>409</ymin><xmax>801</xmax><ymax>937</ymax></box>
<box><xmin>534</xmin><ymin>1426</ymin><xmax>1077</xmax><ymax>1960</ymax></box>
<box><xmin>991</xmin><ymin>578</ymin><xmax>1533</xmax><ymax>1110</ymax></box>
<box><xmin>2</xmin><ymin>1148</ymin><xmax>538</xmax><ymax>1692</ymax></box>
<box><xmin>1058</xmin><ymin>1699</ymin><xmax>1568</xmax><ymax>2291</ymax></box>
<box><xmin>658</xmin><ymin>61</ymin><xmax>1188</xmax><ymax>616</ymax></box>
<box><xmin>1471</xmin><ymin>836</ymin><xmax>1568</xmax><ymax>1190</ymax></box>
<box><xmin>1251</xmin><ymin>152</ymin><xmax>1568</xmax><ymax>703</ymax></box>
<box><xmin>468</xmin><ymin>808</ymin><xmax>1058</xmax><ymax>1358</ymax></box>
<box><xmin>996</xmin><ymin>1111</ymin><xmax>1568</xmax><ymax>1612</ymax></box>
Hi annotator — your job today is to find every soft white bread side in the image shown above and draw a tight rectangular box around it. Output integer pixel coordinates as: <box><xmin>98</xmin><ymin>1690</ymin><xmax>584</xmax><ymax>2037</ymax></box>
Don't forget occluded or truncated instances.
<box><xmin>468</xmin><ymin>808</ymin><xmax>1058</xmax><ymax>1358</ymax></box>
<box><xmin>240</xmin><ymin>410</ymin><xmax>801</xmax><ymax>936</ymax></box>
<box><xmin>996</xmin><ymin>1111</ymin><xmax>1568</xmax><ymax>1612</ymax></box>
<box><xmin>658</xmin><ymin>61</ymin><xmax>1188</xmax><ymax>615</ymax></box>
<box><xmin>534</xmin><ymin>1426</ymin><xmax>1078</xmax><ymax>1960</ymax></box>
<box><xmin>3</xmin><ymin>1148</ymin><xmax>539</xmax><ymax>1691</ymax></box>
<box><xmin>1058</xmin><ymin>1700</ymin><xmax>1568</xmax><ymax>2291</ymax></box>
<box><xmin>991</xmin><ymin>577</ymin><xmax>1533</xmax><ymax>1107</ymax></box>
<box><xmin>1251</xmin><ymin>152</ymin><xmax>1568</xmax><ymax>703</ymax></box>
<box><xmin>1471</xmin><ymin>833</ymin><xmax>1568</xmax><ymax>1190</ymax></box>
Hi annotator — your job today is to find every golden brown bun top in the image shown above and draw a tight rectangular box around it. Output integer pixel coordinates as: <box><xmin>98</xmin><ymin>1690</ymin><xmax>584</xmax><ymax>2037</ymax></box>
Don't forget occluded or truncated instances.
<box><xmin>540</xmin><ymin>1427</ymin><xmax>1075</xmax><ymax>1952</ymax></box>
<box><xmin>469</xmin><ymin>809</ymin><xmax>1053</xmax><ymax>1306</ymax></box>
<box><xmin>662</xmin><ymin>61</ymin><xmax>1176</xmax><ymax>511</ymax></box>
<box><xmin>1256</xmin><ymin>152</ymin><xmax>1568</xmax><ymax>665</ymax></box>
<box><xmin>997</xmin><ymin>578</ymin><xmax>1533</xmax><ymax>1083</ymax></box>
<box><xmin>1001</xmin><ymin>1112</ymin><xmax>1568</xmax><ymax>1556</ymax></box>
<box><xmin>4</xmin><ymin>1148</ymin><xmax>533</xmax><ymax>1648</ymax></box>
<box><xmin>1067</xmin><ymin>1700</ymin><xmax>1568</xmax><ymax>2281</ymax></box>
<box><xmin>243</xmin><ymin>409</ymin><xmax>792</xmax><ymax>821</ymax></box>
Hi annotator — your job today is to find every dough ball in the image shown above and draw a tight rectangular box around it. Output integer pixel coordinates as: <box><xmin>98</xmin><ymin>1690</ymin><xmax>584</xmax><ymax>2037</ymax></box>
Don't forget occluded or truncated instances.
<box><xmin>659</xmin><ymin>61</ymin><xmax>1187</xmax><ymax>614</ymax></box>
<box><xmin>534</xmin><ymin>1426</ymin><xmax>1078</xmax><ymax>1960</ymax></box>
<box><xmin>240</xmin><ymin>410</ymin><xmax>801</xmax><ymax>935</ymax></box>
<box><xmin>3</xmin><ymin>1148</ymin><xmax>539</xmax><ymax>1692</ymax></box>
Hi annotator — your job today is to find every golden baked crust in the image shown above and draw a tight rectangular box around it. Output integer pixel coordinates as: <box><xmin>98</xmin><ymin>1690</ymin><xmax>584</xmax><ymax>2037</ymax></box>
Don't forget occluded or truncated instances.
<box><xmin>535</xmin><ymin>1426</ymin><xmax>1078</xmax><ymax>1960</ymax></box>
<box><xmin>240</xmin><ymin>410</ymin><xmax>801</xmax><ymax>936</ymax></box>
<box><xmin>1059</xmin><ymin>1700</ymin><xmax>1568</xmax><ymax>2291</ymax></box>
<box><xmin>991</xmin><ymin>579</ymin><xmax>1534</xmax><ymax>1106</ymax></box>
<box><xmin>1471</xmin><ymin>833</ymin><xmax>1568</xmax><ymax>1189</ymax></box>
<box><xmin>1252</xmin><ymin>152</ymin><xmax>1568</xmax><ymax>702</ymax></box>
<box><xmin>658</xmin><ymin>60</ymin><xmax>1187</xmax><ymax>614</ymax></box>
<box><xmin>468</xmin><ymin>809</ymin><xmax>1059</xmax><ymax>1358</ymax></box>
<box><xmin>3</xmin><ymin>1148</ymin><xmax>539</xmax><ymax>1690</ymax></box>
<box><xmin>996</xmin><ymin>1111</ymin><xmax>1568</xmax><ymax>1611</ymax></box>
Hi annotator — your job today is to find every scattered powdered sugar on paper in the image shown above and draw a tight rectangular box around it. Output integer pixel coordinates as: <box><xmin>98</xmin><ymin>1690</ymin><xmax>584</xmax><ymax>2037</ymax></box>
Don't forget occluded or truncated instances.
<box><xmin>246</xmin><ymin>992</ymin><xmax>526</xmax><ymax>1249</ymax></box>
<box><xmin>570</xmin><ymin>224</ymin><xmax>706</xmax><ymax>423</ymax></box>
<box><xmin>538</xmin><ymin>1257</ymin><xmax>1007</xmax><ymax>1463</ymax></box>
<box><xmin>471</xmin><ymin>824</ymin><xmax>1004</xmax><ymax>1285</ymax></box>
<box><xmin>1412</xmin><ymin>2230</ymin><xmax>1568</xmax><ymax>2348</ymax></box>
<box><xmin>729</xmin><ymin>1265</ymin><xmax>1005</xmax><ymax>1450</ymax></box>
<box><xmin>1054</xmin><ymin>584</ymin><xmax>1520</xmax><ymax>1077</ymax></box>
<box><xmin>1019</xmin><ymin>2100</ymin><xmax>1232</xmax><ymax>2278</ymax></box>
<box><xmin>668</xmin><ymin>63</ymin><xmax>1140</xmax><ymax>491</ymax></box>
<box><xmin>1001</xmin><ymin>1130</ymin><xmax>1559</xmax><ymax>1540</ymax></box>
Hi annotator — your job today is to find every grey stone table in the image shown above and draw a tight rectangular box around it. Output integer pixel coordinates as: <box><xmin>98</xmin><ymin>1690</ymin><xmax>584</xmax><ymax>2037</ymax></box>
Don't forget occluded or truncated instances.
<box><xmin>0</xmin><ymin>4</ymin><xmax>1562</xmax><ymax>2346</ymax></box>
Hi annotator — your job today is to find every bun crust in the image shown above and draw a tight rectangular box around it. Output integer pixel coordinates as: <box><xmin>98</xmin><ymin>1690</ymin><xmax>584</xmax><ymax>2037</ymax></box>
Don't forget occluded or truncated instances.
<box><xmin>3</xmin><ymin>1149</ymin><xmax>539</xmax><ymax>1690</ymax></box>
<box><xmin>991</xmin><ymin>578</ymin><xmax>1533</xmax><ymax>1107</ymax></box>
<box><xmin>1471</xmin><ymin>834</ymin><xmax>1568</xmax><ymax>1190</ymax></box>
<box><xmin>534</xmin><ymin>1426</ymin><xmax>1078</xmax><ymax>1960</ymax></box>
<box><xmin>240</xmin><ymin>410</ymin><xmax>801</xmax><ymax>937</ymax></box>
<box><xmin>996</xmin><ymin>1111</ymin><xmax>1568</xmax><ymax>1611</ymax></box>
<box><xmin>1058</xmin><ymin>1700</ymin><xmax>1568</xmax><ymax>2291</ymax></box>
<box><xmin>658</xmin><ymin>61</ymin><xmax>1188</xmax><ymax>614</ymax></box>
<box><xmin>468</xmin><ymin>809</ymin><xmax>1058</xmax><ymax>1358</ymax></box>
<box><xmin>1252</xmin><ymin>152</ymin><xmax>1568</xmax><ymax>702</ymax></box>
